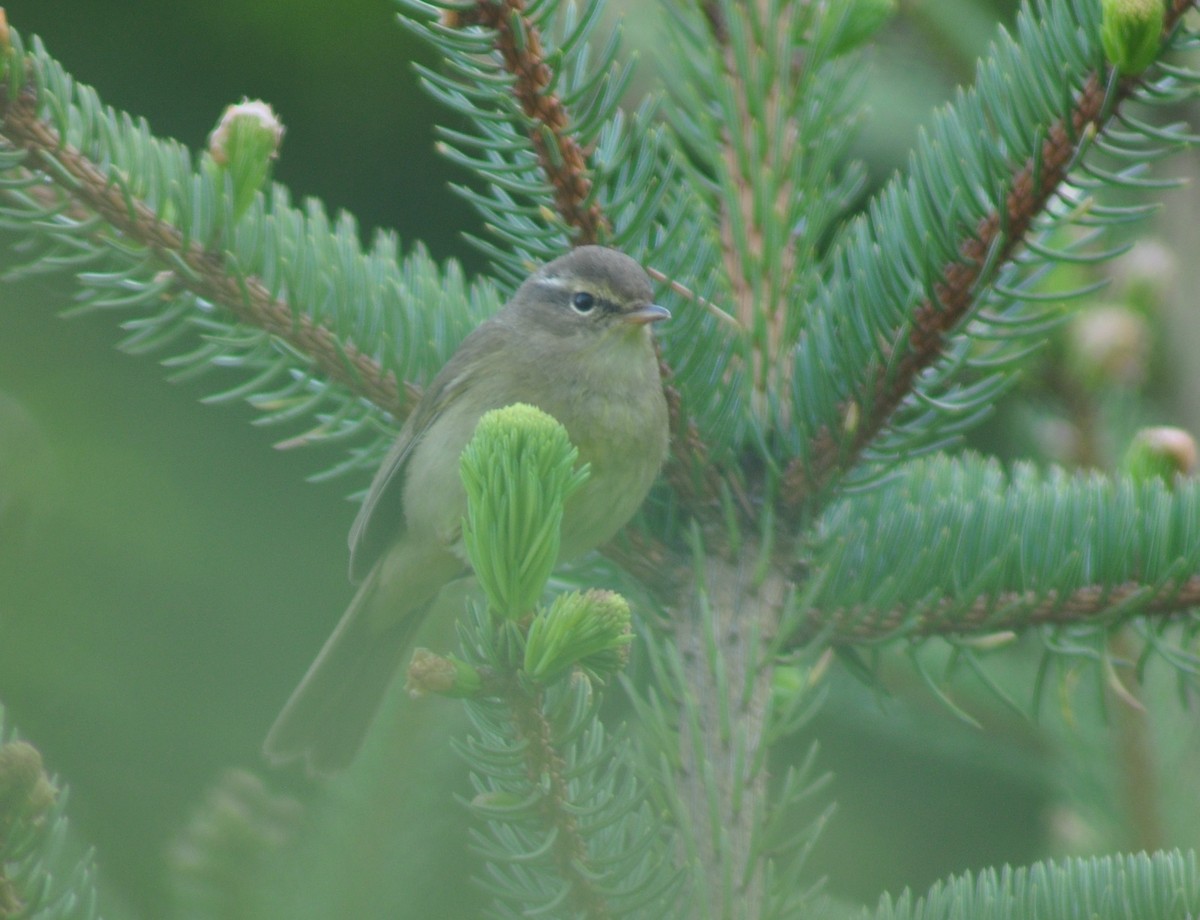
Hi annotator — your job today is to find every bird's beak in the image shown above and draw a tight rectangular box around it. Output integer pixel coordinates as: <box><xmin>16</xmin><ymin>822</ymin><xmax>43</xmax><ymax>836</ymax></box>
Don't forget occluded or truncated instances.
<box><xmin>623</xmin><ymin>303</ymin><xmax>671</xmax><ymax>326</ymax></box>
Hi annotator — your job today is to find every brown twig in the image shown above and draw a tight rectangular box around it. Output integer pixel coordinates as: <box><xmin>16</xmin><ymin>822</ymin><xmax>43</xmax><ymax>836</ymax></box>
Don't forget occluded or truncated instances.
<box><xmin>787</xmin><ymin>574</ymin><xmax>1200</xmax><ymax>646</ymax></box>
<box><xmin>446</xmin><ymin>0</ymin><xmax>608</xmax><ymax>244</ymax></box>
<box><xmin>782</xmin><ymin>1</ymin><xmax>1196</xmax><ymax>509</ymax></box>
<box><xmin>0</xmin><ymin>83</ymin><xmax>417</xmax><ymax>422</ymax></box>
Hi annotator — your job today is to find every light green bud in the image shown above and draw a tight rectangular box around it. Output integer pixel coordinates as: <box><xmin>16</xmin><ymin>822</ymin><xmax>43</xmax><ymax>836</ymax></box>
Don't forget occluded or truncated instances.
<box><xmin>524</xmin><ymin>589</ymin><xmax>632</xmax><ymax>684</ymax></box>
<box><xmin>1122</xmin><ymin>426</ymin><xmax>1197</xmax><ymax>483</ymax></box>
<box><xmin>1101</xmin><ymin>0</ymin><xmax>1164</xmax><ymax>76</ymax></box>
<box><xmin>460</xmin><ymin>404</ymin><xmax>589</xmax><ymax>620</ymax></box>
<box><xmin>207</xmin><ymin>99</ymin><xmax>284</xmax><ymax>222</ymax></box>
<box><xmin>405</xmin><ymin>648</ymin><xmax>484</xmax><ymax>698</ymax></box>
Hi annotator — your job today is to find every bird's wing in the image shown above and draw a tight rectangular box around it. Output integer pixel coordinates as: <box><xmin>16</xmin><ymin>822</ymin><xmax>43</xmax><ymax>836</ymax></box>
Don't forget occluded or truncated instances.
<box><xmin>346</xmin><ymin>323</ymin><xmax>500</xmax><ymax>583</ymax></box>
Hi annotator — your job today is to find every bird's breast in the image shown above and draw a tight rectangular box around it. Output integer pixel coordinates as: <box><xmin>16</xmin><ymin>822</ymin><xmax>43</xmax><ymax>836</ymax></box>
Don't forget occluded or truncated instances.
<box><xmin>402</xmin><ymin>331</ymin><xmax>668</xmax><ymax>564</ymax></box>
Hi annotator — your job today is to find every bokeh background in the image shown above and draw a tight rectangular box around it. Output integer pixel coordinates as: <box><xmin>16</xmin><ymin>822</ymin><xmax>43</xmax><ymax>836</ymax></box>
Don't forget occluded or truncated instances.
<box><xmin>3</xmin><ymin>1</ymin><xmax>1199</xmax><ymax>916</ymax></box>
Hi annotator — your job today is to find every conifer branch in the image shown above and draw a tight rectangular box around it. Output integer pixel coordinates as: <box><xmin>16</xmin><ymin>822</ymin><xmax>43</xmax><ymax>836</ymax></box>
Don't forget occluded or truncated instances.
<box><xmin>502</xmin><ymin>682</ymin><xmax>614</xmax><ymax>920</ymax></box>
<box><xmin>444</xmin><ymin>0</ymin><xmax>609</xmax><ymax>244</ymax></box>
<box><xmin>790</xmin><ymin>573</ymin><xmax>1200</xmax><ymax>646</ymax></box>
<box><xmin>0</xmin><ymin>81</ymin><xmax>417</xmax><ymax>422</ymax></box>
<box><xmin>781</xmin><ymin>0</ymin><xmax>1195</xmax><ymax>510</ymax></box>
<box><xmin>437</xmin><ymin>0</ymin><xmax>728</xmax><ymax>527</ymax></box>
<box><xmin>671</xmin><ymin>549</ymin><xmax>785</xmax><ymax>916</ymax></box>
<box><xmin>0</xmin><ymin>729</ymin><xmax>101</xmax><ymax>920</ymax></box>
<box><xmin>712</xmin><ymin>2</ymin><xmax>801</xmax><ymax>389</ymax></box>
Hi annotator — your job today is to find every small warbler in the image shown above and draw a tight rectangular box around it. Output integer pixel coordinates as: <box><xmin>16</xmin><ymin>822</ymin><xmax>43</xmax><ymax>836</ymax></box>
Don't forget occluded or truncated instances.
<box><xmin>264</xmin><ymin>246</ymin><xmax>670</xmax><ymax>774</ymax></box>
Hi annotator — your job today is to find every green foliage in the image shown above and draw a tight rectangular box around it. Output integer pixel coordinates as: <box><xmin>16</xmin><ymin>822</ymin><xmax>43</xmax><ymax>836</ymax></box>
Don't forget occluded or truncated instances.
<box><xmin>523</xmin><ymin>589</ymin><xmax>632</xmax><ymax>684</ymax></box>
<box><xmin>205</xmin><ymin>100</ymin><xmax>285</xmax><ymax>225</ymax></box>
<box><xmin>1</xmin><ymin>30</ymin><xmax>505</xmax><ymax>484</ymax></box>
<box><xmin>5</xmin><ymin>0</ymin><xmax>1200</xmax><ymax>917</ymax></box>
<box><xmin>1122</xmin><ymin>426</ymin><xmax>1198</xmax><ymax>482</ymax></box>
<box><xmin>167</xmin><ymin>771</ymin><xmax>300</xmax><ymax>920</ymax></box>
<box><xmin>460</xmin><ymin>404</ymin><xmax>589</xmax><ymax>620</ymax></box>
<box><xmin>816</xmin><ymin>453</ymin><xmax>1200</xmax><ymax>614</ymax></box>
<box><xmin>788</xmin><ymin>0</ymin><xmax>1198</xmax><ymax>484</ymax></box>
<box><xmin>454</xmin><ymin>404</ymin><xmax>678</xmax><ymax>917</ymax></box>
<box><xmin>1101</xmin><ymin>0</ymin><xmax>1166</xmax><ymax>76</ymax></box>
<box><xmin>0</xmin><ymin>711</ymin><xmax>102</xmax><ymax>920</ymax></box>
<box><xmin>816</xmin><ymin>0</ymin><xmax>898</xmax><ymax>57</ymax></box>
<box><xmin>454</xmin><ymin>655</ymin><xmax>681</xmax><ymax>918</ymax></box>
<box><xmin>871</xmin><ymin>850</ymin><xmax>1200</xmax><ymax>920</ymax></box>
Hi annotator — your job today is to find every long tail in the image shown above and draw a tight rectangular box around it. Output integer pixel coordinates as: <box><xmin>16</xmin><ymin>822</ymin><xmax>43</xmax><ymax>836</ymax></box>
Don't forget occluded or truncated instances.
<box><xmin>262</xmin><ymin>564</ymin><xmax>430</xmax><ymax>776</ymax></box>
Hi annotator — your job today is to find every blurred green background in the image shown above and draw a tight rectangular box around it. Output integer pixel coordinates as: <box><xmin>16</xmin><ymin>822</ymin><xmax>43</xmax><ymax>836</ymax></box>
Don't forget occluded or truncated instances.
<box><xmin>6</xmin><ymin>0</ymin><xmax>1200</xmax><ymax>917</ymax></box>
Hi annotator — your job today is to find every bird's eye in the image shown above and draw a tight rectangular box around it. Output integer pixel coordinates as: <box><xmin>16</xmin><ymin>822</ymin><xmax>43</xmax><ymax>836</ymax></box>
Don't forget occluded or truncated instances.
<box><xmin>571</xmin><ymin>291</ymin><xmax>596</xmax><ymax>314</ymax></box>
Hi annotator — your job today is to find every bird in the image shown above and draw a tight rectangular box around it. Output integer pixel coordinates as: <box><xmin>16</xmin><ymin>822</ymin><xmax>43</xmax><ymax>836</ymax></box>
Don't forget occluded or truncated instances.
<box><xmin>263</xmin><ymin>246</ymin><xmax>671</xmax><ymax>775</ymax></box>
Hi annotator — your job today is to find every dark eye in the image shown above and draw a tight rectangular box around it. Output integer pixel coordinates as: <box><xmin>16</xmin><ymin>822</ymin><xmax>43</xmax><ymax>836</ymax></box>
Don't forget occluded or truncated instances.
<box><xmin>571</xmin><ymin>291</ymin><xmax>596</xmax><ymax>314</ymax></box>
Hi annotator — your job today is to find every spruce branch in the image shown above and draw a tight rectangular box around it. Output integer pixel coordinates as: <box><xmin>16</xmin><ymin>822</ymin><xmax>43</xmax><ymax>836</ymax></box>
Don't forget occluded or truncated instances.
<box><xmin>501</xmin><ymin>681</ymin><xmax>614</xmax><ymax>920</ymax></box>
<box><xmin>711</xmin><ymin>0</ymin><xmax>802</xmax><ymax>385</ymax></box>
<box><xmin>784</xmin><ymin>68</ymin><xmax>1107</xmax><ymax>502</ymax></box>
<box><xmin>670</xmin><ymin>552</ymin><xmax>786</xmax><ymax>919</ymax></box>
<box><xmin>0</xmin><ymin>81</ymin><xmax>416</xmax><ymax>422</ymax></box>
<box><xmin>790</xmin><ymin>574</ymin><xmax>1200</xmax><ymax>646</ymax></box>
<box><xmin>442</xmin><ymin>0</ymin><xmax>609</xmax><ymax>244</ymax></box>
<box><xmin>0</xmin><ymin>720</ymin><xmax>102</xmax><ymax>920</ymax></box>
<box><xmin>872</xmin><ymin>850</ymin><xmax>1200</xmax><ymax>920</ymax></box>
<box><xmin>451</xmin><ymin>406</ymin><xmax>678</xmax><ymax>917</ymax></box>
<box><xmin>673</xmin><ymin>0</ymin><xmax>868</xmax><ymax>399</ymax></box>
<box><xmin>788</xmin><ymin>453</ymin><xmax>1200</xmax><ymax>648</ymax></box>
<box><xmin>781</xmin><ymin>0</ymin><xmax>1196</xmax><ymax>511</ymax></box>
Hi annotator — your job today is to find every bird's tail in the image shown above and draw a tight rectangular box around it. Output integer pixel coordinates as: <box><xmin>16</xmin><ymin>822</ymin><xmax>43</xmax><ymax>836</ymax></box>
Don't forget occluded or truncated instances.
<box><xmin>262</xmin><ymin>562</ymin><xmax>433</xmax><ymax>776</ymax></box>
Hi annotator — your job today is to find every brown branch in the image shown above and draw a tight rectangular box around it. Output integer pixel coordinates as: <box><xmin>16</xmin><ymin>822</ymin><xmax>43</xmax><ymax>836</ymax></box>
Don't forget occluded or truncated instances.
<box><xmin>446</xmin><ymin>0</ymin><xmax>608</xmax><ymax>244</ymax></box>
<box><xmin>787</xmin><ymin>575</ymin><xmax>1200</xmax><ymax>646</ymax></box>
<box><xmin>0</xmin><ymin>83</ymin><xmax>417</xmax><ymax>422</ymax></box>
<box><xmin>782</xmin><ymin>1</ymin><xmax>1196</xmax><ymax>509</ymax></box>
